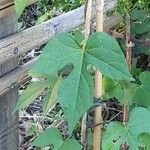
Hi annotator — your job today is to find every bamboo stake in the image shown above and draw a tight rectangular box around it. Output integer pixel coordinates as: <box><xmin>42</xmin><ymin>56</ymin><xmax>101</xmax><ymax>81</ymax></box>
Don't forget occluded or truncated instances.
<box><xmin>81</xmin><ymin>0</ymin><xmax>93</xmax><ymax>149</ymax></box>
<box><xmin>93</xmin><ymin>0</ymin><xmax>104</xmax><ymax>150</ymax></box>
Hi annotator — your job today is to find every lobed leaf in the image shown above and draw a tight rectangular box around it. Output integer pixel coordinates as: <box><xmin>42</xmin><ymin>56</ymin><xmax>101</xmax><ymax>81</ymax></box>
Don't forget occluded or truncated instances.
<box><xmin>30</xmin><ymin>32</ymin><xmax>133</xmax><ymax>132</ymax></box>
<box><xmin>32</xmin><ymin>128</ymin><xmax>80</xmax><ymax>150</ymax></box>
<box><xmin>32</xmin><ymin>128</ymin><xmax>63</xmax><ymax>149</ymax></box>
<box><xmin>102</xmin><ymin>107</ymin><xmax>150</xmax><ymax>150</ymax></box>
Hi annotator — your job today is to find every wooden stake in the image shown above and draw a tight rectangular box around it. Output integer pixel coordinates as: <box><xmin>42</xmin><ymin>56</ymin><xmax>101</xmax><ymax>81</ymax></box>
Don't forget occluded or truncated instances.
<box><xmin>121</xmin><ymin>14</ymin><xmax>133</xmax><ymax>150</ymax></box>
<box><xmin>93</xmin><ymin>0</ymin><xmax>104</xmax><ymax>150</ymax></box>
<box><xmin>81</xmin><ymin>0</ymin><xmax>93</xmax><ymax>149</ymax></box>
<box><xmin>123</xmin><ymin>14</ymin><xmax>132</xmax><ymax>127</ymax></box>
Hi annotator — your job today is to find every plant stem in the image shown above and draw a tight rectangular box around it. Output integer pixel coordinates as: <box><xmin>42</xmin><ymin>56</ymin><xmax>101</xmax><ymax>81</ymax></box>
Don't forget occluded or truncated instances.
<box><xmin>81</xmin><ymin>0</ymin><xmax>92</xmax><ymax>149</ymax></box>
<box><xmin>122</xmin><ymin>14</ymin><xmax>133</xmax><ymax>150</ymax></box>
<box><xmin>123</xmin><ymin>14</ymin><xmax>132</xmax><ymax>126</ymax></box>
<box><xmin>93</xmin><ymin>0</ymin><xmax>104</xmax><ymax>150</ymax></box>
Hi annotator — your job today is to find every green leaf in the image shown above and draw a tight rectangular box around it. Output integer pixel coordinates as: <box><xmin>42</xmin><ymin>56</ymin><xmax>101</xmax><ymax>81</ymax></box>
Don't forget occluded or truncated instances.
<box><xmin>31</xmin><ymin>33</ymin><xmax>93</xmax><ymax>132</ymax></box>
<box><xmin>139</xmin><ymin>33</ymin><xmax>150</xmax><ymax>55</ymax></box>
<box><xmin>32</xmin><ymin>128</ymin><xmax>80</xmax><ymax>150</ymax></box>
<box><xmin>102</xmin><ymin>79</ymin><xmax>138</xmax><ymax>105</ymax></box>
<box><xmin>130</xmin><ymin>9</ymin><xmax>150</xmax><ymax>22</ymax></box>
<box><xmin>43</xmin><ymin>77</ymin><xmax>62</xmax><ymax>114</ymax></box>
<box><xmin>102</xmin><ymin>77</ymin><xmax>116</xmax><ymax>100</ymax></box>
<box><xmin>113</xmin><ymin>82</ymin><xmax>138</xmax><ymax>105</ymax></box>
<box><xmin>134</xmin><ymin>71</ymin><xmax>150</xmax><ymax>108</ymax></box>
<box><xmin>15</xmin><ymin>0</ymin><xmax>28</xmax><ymax>17</ymax></box>
<box><xmin>102</xmin><ymin>122</ymin><xmax>142</xmax><ymax>150</ymax></box>
<box><xmin>27</xmin><ymin>123</ymin><xmax>39</xmax><ymax>136</ymax></box>
<box><xmin>85</xmin><ymin>32</ymin><xmax>133</xmax><ymax>80</ymax></box>
<box><xmin>102</xmin><ymin>107</ymin><xmax>150</xmax><ymax>150</ymax></box>
<box><xmin>35</xmin><ymin>13</ymin><xmax>50</xmax><ymax>25</ymax></box>
<box><xmin>59</xmin><ymin>138</ymin><xmax>80</xmax><ymax>150</ymax></box>
<box><xmin>139</xmin><ymin>133</ymin><xmax>150</xmax><ymax>149</ymax></box>
<box><xmin>132</xmin><ymin>18</ymin><xmax>150</xmax><ymax>35</ymax></box>
<box><xmin>31</xmin><ymin>32</ymin><xmax>133</xmax><ymax>132</ymax></box>
<box><xmin>59</xmin><ymin>63</ymin><xmax>94</xmax><ymax>132</ymax></box>
<box><xmin>73</xmin><ymin>30</ymin><xmax>84</xmax><ymax>45</ymax></box>
<box><xmin>32</xmin><ymin>128</ymin><xmax>63</xmax><ymax>149</ymax></box>
<box><xmin>13</xmin><ymin>80</ymin><xmax>49</xmax><ymax>113</ymax></box>
<box><xmin>128</xmin><ymin>107</ymin><xmax>150</xmax><ymax>137</ymax></box>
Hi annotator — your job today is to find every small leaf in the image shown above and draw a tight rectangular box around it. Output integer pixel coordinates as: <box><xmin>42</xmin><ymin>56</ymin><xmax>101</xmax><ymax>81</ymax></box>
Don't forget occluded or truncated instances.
<box><xmin>73</xmin><ymin>30</ymin><xmax>84</xmax><ymax>45</ymax></box>
<box><xmin>102</xmin><ymin>107</ymin><xmax>150</xmax><ymax>150</ymax></box>
<box><xmin>15</xmin><ymin>0</ymin><xmax>28</xmax><ymax>17</ymax></box>
<box><xmin>102</xmin><ymin>77</ymin><xmax>116</xmax><ymax>100</ymax></box>
<box><xmin>32</xmin><ymin>128</ymin><xmax>80</xmax><ymax>150</ymax></box>
<box><xmin>27</xmin><ymin>123</ymin><xmax>39</xmax><ymax>136</ymax></box>
<box><xmin>35</xmin><ymin>13</ymin><xmax>50</xmax><ymax>25</ymax></box>
<box><xmin>32</xmin><ymin>128</ymin><xmax>63</xmax><ymax>149</ymax></box>
<box><xmin>13</xmin><ymin>80</ymin><xmax>49</xmax><ymax>113</ymax></box>
<box><xmin>113</xmin><ymin>83</ymin><xmax>138</xmax><ymax>105</ymax></box>
<box><xmin>102</xmin><ymin>80</ymin><xmax>138</xmax><ymax>105</ymax></box>
<box><xmin>139</xmin><ymin>133</ymin><xmax>150</xmax><ymax>149</ymax></box>
<box><xmin>43</xmin><ymin>77</ymin><xmax>62</xmax><ymax>114</ymax></box>
<box><xmin>134</xmin><ymin>71</ymin><xmax>150</xmax><ymax>107</ymax></box>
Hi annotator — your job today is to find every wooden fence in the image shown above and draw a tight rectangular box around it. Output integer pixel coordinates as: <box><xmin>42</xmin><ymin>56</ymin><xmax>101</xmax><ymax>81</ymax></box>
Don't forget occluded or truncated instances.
<box><xmin>0</xmin><ymin>0</ymin><xmax>120</xmax><ymax>149</ymax></box>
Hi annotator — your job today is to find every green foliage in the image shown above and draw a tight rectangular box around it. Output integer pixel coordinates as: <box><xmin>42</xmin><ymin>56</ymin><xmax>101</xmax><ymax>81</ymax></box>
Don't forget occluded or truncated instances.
<box><xmin>30</xmin><ymin>32</ymin><xmax>132</xmax><ymax>132</ymax></box>
<box><xmin>32</xmin><ymin>128</ymin><xmax>80</xmax><ymax>149</ymax></box>
<box><xmin>15</xmin><ymin>0</ymin><xmax>29</xmax><ymax>17</ymax></box>
<box><xmin>27</xmin><ymin>123</ymin><xmax>39</xmax><ymax>136</ymax></box>
<box><xmin>139</xmin><ymin>133</ymin><xmax>150</xmax><ymax>149</ymax></box>
<box><xmin>117</xmin><ymin>0</ymin><xmax>150</xmax><ymax>15</ymax></box>
<box><xmin>134</xmin><ymin>71</ymin><xmax>150</xmax><ymax>108</ymax></box>
<box><xmin>13</xmin><ymin>73</ymin><xmax>58</xmax><ymax>113</ymax></box>
<box><xmin>102</xmin><ymin>107</ymin><xmax>150</xmax><ymax>150</ymax></box>
<box><xmin>13</xmin><ymin>80</ymin><xmax>49</xmax><ymax>113</ymax></box>
<box><xmin>102</xmin><ymin>79</ymin><xmax>138</xmax><ymax>106</ymax></box>
<box><xmin>43</xmin><ymin>77</ymin><xmax>62</xmax><ymax>114</ymax></box>
<box><xmin>130</xmin><ymin>8</ymin><xmax>150</xmax><ymax>55</ymax></box>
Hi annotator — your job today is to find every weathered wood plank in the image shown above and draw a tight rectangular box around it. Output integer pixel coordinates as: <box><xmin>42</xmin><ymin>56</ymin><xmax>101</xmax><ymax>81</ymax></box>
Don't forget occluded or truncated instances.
<box><xmin>0</xmin><ymin>1</ymin><xmax>19</xmax><ymax>149</ymax></box>
<box><xmin>0</xmin><ymin>0</ymin><xmax>38</xmax><ymax>18</ymax></box>
<box><xmin>0</xmin><ymin>0</ymin><xmax>13</xmax><ymax>9</ymax></box>
<box><xmin>0</xmin><ymin>88</ymin><xmax>18</xmax><ymax>150</ymax></box>
<box><xmin>0</xmin><ymin>14</ymin><xmax>122</xmax><ymax>96</ymax></box>
<box><xmin>0</xmin><ymin>13</ymin><xmax>18</xmax><ymax>76</ymax></box>
<box><xmin>0</xmin><ymin>0</ymin><xmax>117</xmax><ymax>64</ymax></box>
<box><xmin>0</xmin><ymin>57</ymin><xmax>37</xmax><ymax>95</ymax></box>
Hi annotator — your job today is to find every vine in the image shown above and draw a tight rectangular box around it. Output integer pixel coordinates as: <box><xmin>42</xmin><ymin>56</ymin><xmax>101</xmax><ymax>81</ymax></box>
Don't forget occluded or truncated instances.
<box><xmin>14</xmin><ymin>0</ymin><xmax>150</xmax><ymax>149</ymax></box>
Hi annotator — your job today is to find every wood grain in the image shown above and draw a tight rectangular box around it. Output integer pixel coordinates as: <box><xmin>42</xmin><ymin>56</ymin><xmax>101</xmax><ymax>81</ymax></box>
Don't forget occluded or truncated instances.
<box><xmin>0</xmin><ymin>1</ymin><xmax>19</xmax><ymax>149</ymax></box>
<box><xmin>0</xmin><ymin>0</ymin><xmax>117</xmax><ymax>64</ymax></box>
